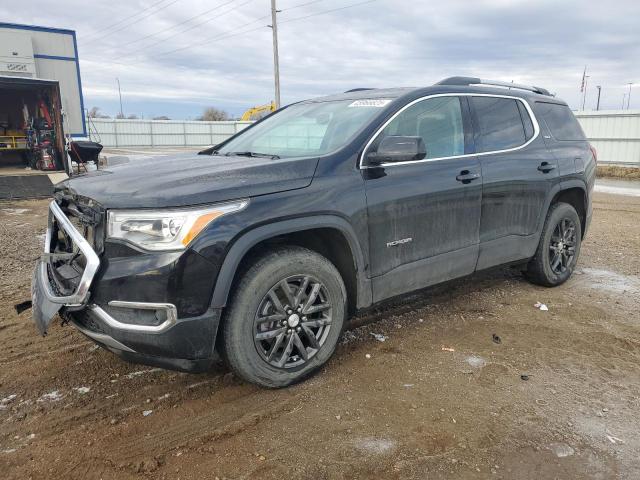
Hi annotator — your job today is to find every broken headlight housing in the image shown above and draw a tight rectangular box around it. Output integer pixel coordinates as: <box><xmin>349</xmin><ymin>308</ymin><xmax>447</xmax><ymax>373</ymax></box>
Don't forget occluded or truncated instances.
<box><xmin>106</xmin><ymin>200</ymin><xmax>248</xmax><ymax>251</ymax></box>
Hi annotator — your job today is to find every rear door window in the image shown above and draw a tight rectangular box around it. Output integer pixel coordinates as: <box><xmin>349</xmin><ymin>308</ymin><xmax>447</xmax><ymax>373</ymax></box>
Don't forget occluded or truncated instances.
<box><xmin>471</xmin><ymin>97</ymin><xmax>528</xmax><ymax>152</ymax></box>
<box><xmin>537</xmin><ymin>103</ymin><xmax>585</xmax><ymax>141</ymax></box>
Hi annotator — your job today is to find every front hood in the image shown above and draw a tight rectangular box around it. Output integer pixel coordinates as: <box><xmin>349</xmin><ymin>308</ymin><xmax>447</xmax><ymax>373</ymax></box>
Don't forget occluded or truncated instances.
<box><xmin>57</xmin><ymin>153</ymin><xmax>319</xmax><ymax>208</ymax></box>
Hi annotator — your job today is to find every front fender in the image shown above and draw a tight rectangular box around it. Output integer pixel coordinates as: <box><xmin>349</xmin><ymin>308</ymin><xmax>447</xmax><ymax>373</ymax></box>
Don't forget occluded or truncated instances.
<box><xmin>209</xmin><ymin>215</ymin><xmax>372</xmax><ymax>310</ymax></box>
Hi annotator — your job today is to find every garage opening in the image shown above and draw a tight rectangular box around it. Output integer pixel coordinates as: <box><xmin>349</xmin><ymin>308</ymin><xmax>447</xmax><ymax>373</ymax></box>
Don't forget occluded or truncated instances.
<box><xmin>0</xmin><ymin>76</ymin><xmax>67</xmax><ymax>199</ymax></box>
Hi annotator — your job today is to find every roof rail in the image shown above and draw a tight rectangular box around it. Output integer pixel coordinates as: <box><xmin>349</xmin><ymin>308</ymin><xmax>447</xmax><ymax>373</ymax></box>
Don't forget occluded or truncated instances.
<box><xmin>436</xmin><ymin>76</ymin><xmax>552</xmax><ymax>96</ymax></box>
<box><xmin>344</xmin><ymin>88</ymin><xmax>375</xmax><ymax>93</ymax></box>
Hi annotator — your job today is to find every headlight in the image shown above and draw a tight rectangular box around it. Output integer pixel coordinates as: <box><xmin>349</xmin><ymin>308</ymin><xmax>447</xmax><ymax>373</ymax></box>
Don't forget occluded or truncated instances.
<box><xmin>107</xmin><ymin>199</ymin><xmax>248</xmax><ymax>251</ymax></box>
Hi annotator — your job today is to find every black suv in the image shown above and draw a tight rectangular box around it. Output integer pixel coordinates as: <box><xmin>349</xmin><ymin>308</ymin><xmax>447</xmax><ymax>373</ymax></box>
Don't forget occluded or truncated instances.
<box><xmin>32</xmin><ymin>77</ymin><xmax>595</xmax><ymax>387</ymax></box>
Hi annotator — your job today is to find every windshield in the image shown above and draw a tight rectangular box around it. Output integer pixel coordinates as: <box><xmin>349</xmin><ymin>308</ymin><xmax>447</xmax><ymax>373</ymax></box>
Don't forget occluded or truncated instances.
<box><xmin>216</xmin><ymin>99</ymin><xmax>391</xmax><ymax>159</ymax></box>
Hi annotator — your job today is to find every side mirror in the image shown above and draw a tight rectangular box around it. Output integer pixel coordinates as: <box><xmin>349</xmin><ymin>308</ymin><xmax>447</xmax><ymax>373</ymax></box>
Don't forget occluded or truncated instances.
<box><xmin>366</xmin><ymin>136</ymin><xmax>426</xmax><ymax>164</ymax></box>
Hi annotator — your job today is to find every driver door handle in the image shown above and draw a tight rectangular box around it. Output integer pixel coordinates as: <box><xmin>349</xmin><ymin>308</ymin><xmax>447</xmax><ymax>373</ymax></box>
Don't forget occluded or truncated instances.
<box><xmin>456</xmin><ymin>170</ymin><xmax>480</xmax><ymax>183</ymax></box>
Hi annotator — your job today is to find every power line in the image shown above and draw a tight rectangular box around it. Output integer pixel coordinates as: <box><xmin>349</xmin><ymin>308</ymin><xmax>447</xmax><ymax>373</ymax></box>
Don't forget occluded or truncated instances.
<box><xmin>118</xmin><ymin>0</ymin><xmax>320</xmax><ymax>58</ymax></box>
<box><xmin>280</xmin><ymin>0</ymin><xmax>377</xmax><ymax>25</ymax></box>
<box><xmin>157</xmin><ymin>17</ymin><xmax>270</xmax><ymax>57</ymax></box>
<box><xmin>157</xmin><ymin>0</ymin><xmax>375</xmax><ymax>57</ymax></box>
<box><xmin>121</xmin><ymin>0</ymin><xmax>254</xmax><ymax>56</ymax></box>
<box><xmin>123</xmin><ymin>0</ymin><xmax>237</xmax><ymax>47</ymax></box>
<box><xmin>78</xmin><ymin>15</ymin><xmax>269</xmax><ymax>72</ymax></box>
<box><xmin>281</xmin><ymin>0</ymin><xmax>328</xmax><ymax>11</ymax></box>
<box><xmin>85</xmin><ymin>0</ymin><xmax>175</xmax><ymax>38</ymax></box>
<box><xmin>84</xmin><ymin>0</ymin><xmax>181</xmax><ymax>45</ymax></box>
<box><xmin>82</xmin><ymin>0</ymin><xmax>374</xmax><ymax>70</ymax></box>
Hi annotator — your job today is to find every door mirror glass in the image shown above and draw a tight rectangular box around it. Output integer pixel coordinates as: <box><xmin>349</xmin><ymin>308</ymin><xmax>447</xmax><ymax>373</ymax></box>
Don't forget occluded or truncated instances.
<box><xmin>367</xmin><ymin>135</ymin><xmax>426</xmax><ymax>163</ymax></box>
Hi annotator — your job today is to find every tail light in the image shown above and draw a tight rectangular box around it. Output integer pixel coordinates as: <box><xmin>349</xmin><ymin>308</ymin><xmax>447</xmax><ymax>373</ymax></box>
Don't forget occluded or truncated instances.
<box><xmin>589</xmin><ymin>143</ymin><xmax>598</xmax><ymax>163</ymax></box>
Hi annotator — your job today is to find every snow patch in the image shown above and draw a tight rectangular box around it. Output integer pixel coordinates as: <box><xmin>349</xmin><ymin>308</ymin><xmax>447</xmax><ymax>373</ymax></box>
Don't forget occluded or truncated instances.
<box><xmin>354</xmin><ymin>438</ymin><xmax>397</xmax><ymax>455</ymax></box>
<box><xmin>37</xmin><ymin>391</ymin><xmax>63</xmax><ymax>402</ymax></box>
<box><xmin>549</xmin><ymin>442</ymin><xmax>575</xmax><ymax>458</ymax></box>
<box><xmin>466</xmin><ymin>355</ymin><xmax>487</xmax><ymax>369</ymax></box>
<box><xmin>125</xmin><ymin>368</ymin><xmax>163</xmax><ymax>379</ymax></box>
<box><xmin>0</xmin><ymin>394</ymin><xmax>17</xmax><ymax>410</ymax></box>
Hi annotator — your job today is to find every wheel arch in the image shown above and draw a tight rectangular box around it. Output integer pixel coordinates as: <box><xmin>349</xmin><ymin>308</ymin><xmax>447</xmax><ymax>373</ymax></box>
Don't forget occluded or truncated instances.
<box><xmin>549</xmin><ymin>181</ymin><xmax>588</xmax><ymax>238</ymax></box>
<box><xmin>210</xmin><ymin>216</ymin><xmax>372</xmax><ymax>314</ymax></box>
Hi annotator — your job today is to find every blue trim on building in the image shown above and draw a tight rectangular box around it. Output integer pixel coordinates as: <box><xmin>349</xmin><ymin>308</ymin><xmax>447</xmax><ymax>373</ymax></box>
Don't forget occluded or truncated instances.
<box><xmin>0</xmin><ymin>22</ymin><xmax>75</xmax><ymax>35</ymax></box>
<box><xmin>71</xmin><ymin>30</ymin><xmax>87</xmax><ymax>137</ymax></box>
<box><xmin>0</xmin><ymin>22</ymin><xmax>88</xmax><ymax>137</ymax></box>
<box><xmin>34</xmin><ymin>54</ymin><xmax>77</xmax><ymax>61</ymax></box>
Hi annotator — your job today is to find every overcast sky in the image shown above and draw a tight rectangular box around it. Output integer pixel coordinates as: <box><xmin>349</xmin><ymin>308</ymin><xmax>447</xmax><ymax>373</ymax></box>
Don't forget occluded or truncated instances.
<box><xmin>3</xmin><ymin>0</ymin><xmax>640</xmax><ymax>118</ymax></box>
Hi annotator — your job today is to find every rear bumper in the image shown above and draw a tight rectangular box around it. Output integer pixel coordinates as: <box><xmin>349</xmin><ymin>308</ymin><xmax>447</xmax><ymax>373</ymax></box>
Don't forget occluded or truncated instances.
<box><xmin>584</xmin><ymin>193</ymin><xmax>593</xmax><ymax>238</ymax></box>
<box><xmin>66</xmin><ymin>305</ymin><xmax>222</xmax><ymax>373</ymax></box>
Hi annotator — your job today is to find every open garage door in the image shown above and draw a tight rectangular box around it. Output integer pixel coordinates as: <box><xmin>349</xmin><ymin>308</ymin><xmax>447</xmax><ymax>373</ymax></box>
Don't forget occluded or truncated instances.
<box><xmin>0</xmin><ymin>76</ymin><xmax>68</xmax><ymax>199</ymax></box>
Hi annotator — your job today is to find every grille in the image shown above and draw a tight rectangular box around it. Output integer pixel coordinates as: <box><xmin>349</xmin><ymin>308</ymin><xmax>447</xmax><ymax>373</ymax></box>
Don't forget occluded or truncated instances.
<box><xmin>48</xmin><ymin>198</ymin><xmax>103</xmax><ymax>295</ymax></box>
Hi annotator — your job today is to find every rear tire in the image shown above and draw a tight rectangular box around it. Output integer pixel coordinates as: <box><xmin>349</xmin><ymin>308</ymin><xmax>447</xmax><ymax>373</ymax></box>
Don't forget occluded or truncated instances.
<box><xmin>221</xmin><ymin>246</ymin><xmax>346</xmax><ymax>388</ymax></box>
<box><xmin>525</xmin><ymin>202</ymin><xmax>582</xmax><ymax>287</ymax></box>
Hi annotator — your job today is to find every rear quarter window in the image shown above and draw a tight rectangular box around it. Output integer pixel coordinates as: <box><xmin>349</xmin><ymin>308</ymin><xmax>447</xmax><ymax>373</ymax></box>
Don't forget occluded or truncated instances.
<box><xmin>517</xmin><ymin>101</ymin><xmax>535</xmax><ymax>140</ymax></box>
<box><xmin>471</xmin><ymin>97</ymin><xmax>528</xmax><ymax>152</ymax></box>
<box><xmin>537</xmin><ymin>102</ymin><xmax>585</xmax><ymax>141</ymax></box>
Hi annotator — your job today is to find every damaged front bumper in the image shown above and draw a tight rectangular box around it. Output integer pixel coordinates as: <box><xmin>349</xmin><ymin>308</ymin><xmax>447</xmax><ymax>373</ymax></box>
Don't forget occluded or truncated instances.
<box><xmin>32</xmin><ymin>199</ymin><xmax>221</xmax><ymax>373</ymax></box>
<box><xmin>32</xmin><ymin>200</ymin><xmax>100</xmax><ymax>335</ymax></box>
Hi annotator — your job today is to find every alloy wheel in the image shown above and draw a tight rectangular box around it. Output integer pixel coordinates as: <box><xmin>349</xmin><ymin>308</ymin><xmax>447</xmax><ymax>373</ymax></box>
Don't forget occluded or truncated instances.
<box><xmin>253</xmin><ymin>275</ymin><xmax>333</xmax><ymax>369</ymax></box>
<box><xmin>549</xmin><ymin>218</ymin><xmax>577</xmax><ymax>274</ymax></box>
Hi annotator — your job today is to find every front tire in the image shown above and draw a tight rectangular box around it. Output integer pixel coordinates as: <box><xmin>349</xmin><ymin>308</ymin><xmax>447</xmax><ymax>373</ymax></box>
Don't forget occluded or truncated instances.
<box><xmin>221</xmin><ymin>246</ymin><xmax>346</xmax><ymax>388</ymax></box>
<box><xmin>525</xmin><ymin>202</ymin><xmax>582</xmax><ymax>287</ymax></box>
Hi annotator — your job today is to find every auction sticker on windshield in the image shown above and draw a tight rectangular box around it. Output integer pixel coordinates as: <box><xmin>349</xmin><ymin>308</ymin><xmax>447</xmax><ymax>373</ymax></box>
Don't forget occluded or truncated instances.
<box><xmin>348</xmin><ymin>99</ymin><xmax>392</xmax><ymax>107</ymax></box>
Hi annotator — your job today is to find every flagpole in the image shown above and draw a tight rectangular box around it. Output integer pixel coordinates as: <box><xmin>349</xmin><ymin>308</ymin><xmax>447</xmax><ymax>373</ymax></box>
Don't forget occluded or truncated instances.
<box><xmin>580</xmin><ymin>66</ymin><xmax>587</xmax><ymax>111</ymax></box>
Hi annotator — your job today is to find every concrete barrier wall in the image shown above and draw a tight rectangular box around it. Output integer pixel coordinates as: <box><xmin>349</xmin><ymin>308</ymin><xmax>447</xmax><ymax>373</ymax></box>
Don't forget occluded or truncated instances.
<box><xmin>87</xmin><ymin>111</ymin><xmax>640</xmax><ymax>166</ymax></box>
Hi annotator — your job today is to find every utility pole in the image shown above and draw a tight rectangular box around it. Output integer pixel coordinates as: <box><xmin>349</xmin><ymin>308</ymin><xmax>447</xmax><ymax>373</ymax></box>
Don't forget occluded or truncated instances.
<box><xmin>270</xmin><ymin>0</ymin><xmax>281</xmax><ymax>109</ymax></box>
<box><xmin>627</xmin><ymin>82</ymin><xmax>633</xmax><ymax>109</ymax></box>
<box><xmin>596</xmin><ymin>85</ymin><xmax>601</xmax><ymax>111</ymax></box>
<box><xmin>116</xmin><ymin>78</ymin><xmax>124</xmax><ymax>118</ymax></box>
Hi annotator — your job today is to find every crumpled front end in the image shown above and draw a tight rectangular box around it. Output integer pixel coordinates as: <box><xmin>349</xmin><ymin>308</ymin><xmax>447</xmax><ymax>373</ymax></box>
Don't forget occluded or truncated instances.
<box><xmin>31</xmin><ymin>192</ymin><xmax>221</xmax><ymax>373</ymax></box>
<box><xmin>32</xmin><ymin>194</ymin><xmax>102</xmax><ymax>335</ymax></box>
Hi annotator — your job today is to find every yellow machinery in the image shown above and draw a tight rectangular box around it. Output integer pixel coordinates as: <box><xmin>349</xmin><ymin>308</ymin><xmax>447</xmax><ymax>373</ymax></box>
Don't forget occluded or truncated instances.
<box><xmin>241</xmin><ymin>101</ymin><xmax>276</xmax><ymax>121</ymax></box>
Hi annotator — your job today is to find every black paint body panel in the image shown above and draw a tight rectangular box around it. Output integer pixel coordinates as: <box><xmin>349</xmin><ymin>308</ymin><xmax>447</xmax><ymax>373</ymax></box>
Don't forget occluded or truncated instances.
<box><xmin>48</xmin><ymin>84</ymin><xmax>595</xmax><ymax>372</ymax></box>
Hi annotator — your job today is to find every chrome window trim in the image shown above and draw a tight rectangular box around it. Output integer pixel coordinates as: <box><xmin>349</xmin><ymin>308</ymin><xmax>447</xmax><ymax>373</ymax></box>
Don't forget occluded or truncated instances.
<box><xmin>39</xmin><ymin>201</ymin><xmax>101</xmax><ymax>306</ymax></box>
<box><xmin>358</xmin><ymin>93</ymin><xmax>540</xmax><ymax>169</ymax></box>
<box><xmin>91</xmin><ymin>301</ymin><xmax>178</xmax><ymax>334</ymax></box>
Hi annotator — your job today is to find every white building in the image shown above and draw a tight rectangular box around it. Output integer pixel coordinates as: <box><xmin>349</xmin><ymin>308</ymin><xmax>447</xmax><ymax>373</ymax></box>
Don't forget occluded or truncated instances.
<box><xmin>0</xmin><ymin>22</ymin><xmax>85</xmax><ymax>137</ymax></box>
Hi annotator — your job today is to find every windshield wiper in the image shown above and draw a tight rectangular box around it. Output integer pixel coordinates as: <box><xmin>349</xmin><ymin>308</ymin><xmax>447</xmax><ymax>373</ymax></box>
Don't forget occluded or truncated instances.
<box><xmin>225</xmin><ymin>151</ymin><xmax>280</xmax><ymax>159</ymax></box>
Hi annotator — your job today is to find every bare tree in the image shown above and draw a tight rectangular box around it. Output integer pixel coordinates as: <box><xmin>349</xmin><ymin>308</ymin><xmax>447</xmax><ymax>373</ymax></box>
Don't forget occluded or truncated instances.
<box><xmin>197</xmin><ymin>107</ymin><xmax>229</xmax><ymax>121</ymax></box>
<box><xmin>153</xmin><ymin>115</ymin><xmax>170</xmax><ymax>120</ymax></box>
<box><xmin>88</xmin><ymin>107</ymin><xmax>110</xmax><ymax>118</ymax></box>
<box><xmin>126</xmin><ymin>114</ymin><xmax>139</xmax><ymax>120</ymax></box>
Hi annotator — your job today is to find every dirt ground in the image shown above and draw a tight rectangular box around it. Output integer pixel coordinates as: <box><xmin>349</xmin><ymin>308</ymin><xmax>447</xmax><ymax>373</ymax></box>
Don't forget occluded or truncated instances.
<box><xmin>1</xmin><ymin>191</ymin><xmax>639</xmax><ymax>480</ymax></box>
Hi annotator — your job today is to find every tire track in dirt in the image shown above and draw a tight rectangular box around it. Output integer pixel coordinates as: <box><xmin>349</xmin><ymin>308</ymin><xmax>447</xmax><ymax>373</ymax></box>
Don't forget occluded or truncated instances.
<box><xmin>95</xmin><ymin>388</ymin><xmax>299</xmax><ymax>467</ymax></box>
